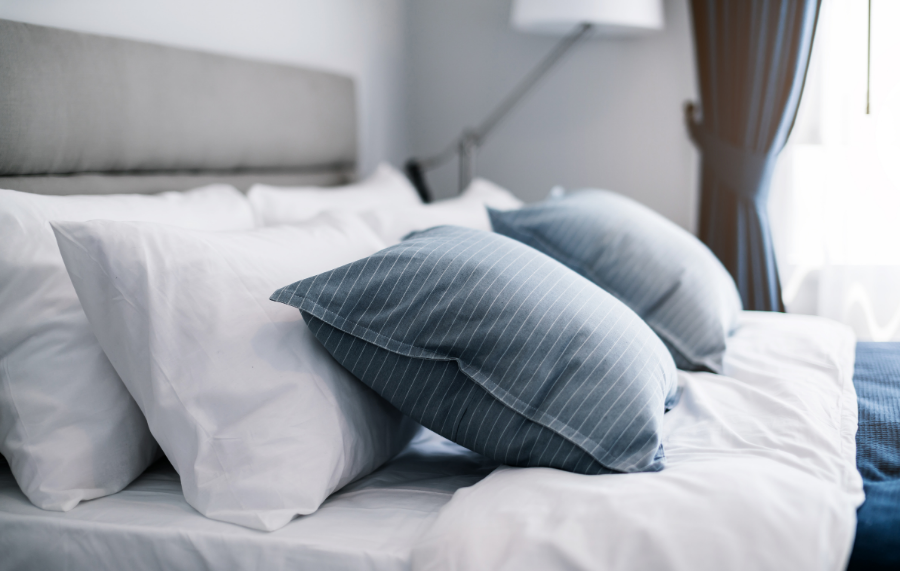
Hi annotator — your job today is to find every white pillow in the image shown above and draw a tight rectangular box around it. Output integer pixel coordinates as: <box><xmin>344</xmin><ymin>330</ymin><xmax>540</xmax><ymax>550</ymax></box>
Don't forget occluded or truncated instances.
<box><xmin>461</xmin><ymin>177</ymin><xmax>524</xmax><ymax>211</ymax></box>
<box><xmin>248</xmin><ymin>163</ymin><xmax>422</xmax><ymax>226</ymax></box>
<box><xmin>359</xmin><ymin>177</ymin><xmax>524</xmax><ymax>246</ymax></box>
<box><xmin>52</xmin><ymin>214</ymin><xmax>415</xmax><ymax>531</ymax></box>
<box><xmin>0</xmin><ymin>185</ymin><xmax>254</xmax><ymax>512</ymax></box>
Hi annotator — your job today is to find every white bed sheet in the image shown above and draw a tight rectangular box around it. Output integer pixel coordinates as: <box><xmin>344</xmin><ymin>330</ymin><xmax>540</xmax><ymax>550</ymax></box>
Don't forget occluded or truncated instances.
<box><xmin>411</xmin><ymin>312</ymin><xmax>865</xmax><ymax>571</ymax></box>
<box><xmin>0</xmin><ymin>428</ymin><xmax>496</xmax><ymax>571</ymax></box>
<box><xmin>0</xmin><ymin>312</ymin><xmax>865</xmax><ymax>571</ymax></box>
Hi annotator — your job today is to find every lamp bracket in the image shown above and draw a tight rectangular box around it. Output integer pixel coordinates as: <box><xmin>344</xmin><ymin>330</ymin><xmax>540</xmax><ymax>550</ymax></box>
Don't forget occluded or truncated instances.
<box><xmin>406</xmin><ymin>22</ymin><xmax>592</xmax><ymax>200</ymax></box>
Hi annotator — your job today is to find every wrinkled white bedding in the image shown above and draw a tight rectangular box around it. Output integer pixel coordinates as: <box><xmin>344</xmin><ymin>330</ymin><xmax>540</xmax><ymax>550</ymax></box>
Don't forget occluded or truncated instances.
<box><xmin>411</xmin><ymin>312</ymin><xmax>864</xmax><ymax>571</ymax></box>
<box><xmin>0</xmin><ymin>312</ymin><xmax>863</xmax><ymax>571</ymax></box>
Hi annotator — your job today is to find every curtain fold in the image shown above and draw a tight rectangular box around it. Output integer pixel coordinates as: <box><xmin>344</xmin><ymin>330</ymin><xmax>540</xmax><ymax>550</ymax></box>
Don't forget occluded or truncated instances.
<box><xmin>687</xmin><ymin>0</ymin><xmax>821</xmax><ymax>311</ymax></box>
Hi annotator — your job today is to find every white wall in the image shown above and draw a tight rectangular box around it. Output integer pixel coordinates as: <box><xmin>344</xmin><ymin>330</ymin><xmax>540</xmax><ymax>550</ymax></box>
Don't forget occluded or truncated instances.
<box><xmin>406</xmin><ymin>0</ymin><xmax>700</xmax><ymax>231</ymax></box>
<box><xmin>0</xmin><ymin>0</ymin><xmax>408</xmax><ymax>177</ymax></box>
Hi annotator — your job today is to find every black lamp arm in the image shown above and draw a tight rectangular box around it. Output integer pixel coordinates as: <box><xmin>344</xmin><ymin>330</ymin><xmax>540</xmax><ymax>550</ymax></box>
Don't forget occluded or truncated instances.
<box><xmin>405</xmin><ymin>22</ymin><xmax>593</xmax><ymax>202</ymax></box>
<box><xmin>404</xmin><ymin>158</ymin><xmax>432</xmax><ymax>203</ymax></box>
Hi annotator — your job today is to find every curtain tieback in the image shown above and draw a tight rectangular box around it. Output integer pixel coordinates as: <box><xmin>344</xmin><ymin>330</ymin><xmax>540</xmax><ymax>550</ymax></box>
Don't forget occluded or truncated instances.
<box><xmin>685</xmin><ymin>107</ymin><xmax>775</xmax><ymax>202</ymax></box>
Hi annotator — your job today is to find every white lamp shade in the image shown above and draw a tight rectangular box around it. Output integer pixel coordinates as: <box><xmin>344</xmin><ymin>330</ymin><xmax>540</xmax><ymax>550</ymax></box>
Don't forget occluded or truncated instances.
<box><xmin>511</xmin><ymin>0</ymin><xmax>664</xmax><ymax>36</ymax></box>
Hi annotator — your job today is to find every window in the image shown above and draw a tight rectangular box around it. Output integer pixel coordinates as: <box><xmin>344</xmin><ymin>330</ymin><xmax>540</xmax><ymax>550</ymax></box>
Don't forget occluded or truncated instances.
<box><xmin>770</xmin><ymin>0</ymin><xmax>900</xmax><ymax>340</ymax></box>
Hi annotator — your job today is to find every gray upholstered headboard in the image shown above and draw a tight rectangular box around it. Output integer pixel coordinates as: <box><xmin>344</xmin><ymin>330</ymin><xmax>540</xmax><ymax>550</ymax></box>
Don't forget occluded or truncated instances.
<box><xmin>0</xmin><ymin>18</ymin><xmax>357</xmax><ymax>195</ymax></box>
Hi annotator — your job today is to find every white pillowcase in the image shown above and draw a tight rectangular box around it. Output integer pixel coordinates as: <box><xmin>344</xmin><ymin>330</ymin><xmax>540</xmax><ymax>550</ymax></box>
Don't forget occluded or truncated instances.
<box><xmin>52</xmin><ymin>214</ymin><xmax>415</xmax><ymax>531</ymax></box>
<box><xmin>359</xmin><ymin>178</ymin><xmax>524</xmax><ymax>246</ymax></box>
<box><xmin>0</xmin><ymin>185</ymin><xmax>255</xmax><ymax>512</ymax></box>
<box><xmin>248</xmin><ymin>163</ymin><xmax>422</xmax><ymax>226</ymax></box>
<box><xmin>461</xmin><ymin>177</ymin><xmax>524</xmax><ymax>211</ymax></box>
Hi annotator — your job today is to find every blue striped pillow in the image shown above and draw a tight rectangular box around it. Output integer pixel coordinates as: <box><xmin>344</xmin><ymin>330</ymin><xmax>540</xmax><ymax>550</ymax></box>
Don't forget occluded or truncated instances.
<box><xmin>489</xmin><ymin>190</ymin><xmax>742</xmax><ymax>372</ymax></box>
<box><xmin>271</xmin><ymin>226</ymin><xmax>677</xmax><ymax>475</ymax></box>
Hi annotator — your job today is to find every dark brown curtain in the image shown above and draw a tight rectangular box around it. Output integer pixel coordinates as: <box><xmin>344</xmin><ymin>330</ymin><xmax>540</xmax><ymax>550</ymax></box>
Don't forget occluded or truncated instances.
<box><xmin>686</xmin><ymin>0</ymin><xmax>821</xmax><ymax>311</ymax></box>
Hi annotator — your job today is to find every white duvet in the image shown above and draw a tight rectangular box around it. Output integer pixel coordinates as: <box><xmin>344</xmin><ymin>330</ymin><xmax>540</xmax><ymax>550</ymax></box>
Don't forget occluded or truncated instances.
<box><xmin>411</xmin><ymin>312</ymin><xmax>864</xmax><ymax>571</ymax></box>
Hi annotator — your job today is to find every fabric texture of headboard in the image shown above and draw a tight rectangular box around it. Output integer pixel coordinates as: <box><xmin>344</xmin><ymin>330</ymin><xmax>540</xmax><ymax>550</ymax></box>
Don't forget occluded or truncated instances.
<box><xmin>0</xmin><ymin>18</ymin><xmax>357</xmax><ymax>194</ymax></box>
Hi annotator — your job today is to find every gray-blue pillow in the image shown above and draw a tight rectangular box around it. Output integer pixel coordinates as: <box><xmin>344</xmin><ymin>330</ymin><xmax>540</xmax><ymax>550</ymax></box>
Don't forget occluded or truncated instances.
<box><xmin>271</xmin><ymin>226</ymin><xmax>677</xmax><ymax>475</ymax></box>
<box><xmin>489</xmin><ymin>190</ymin><xmax>742</xmax><ymax>372</ymax></box>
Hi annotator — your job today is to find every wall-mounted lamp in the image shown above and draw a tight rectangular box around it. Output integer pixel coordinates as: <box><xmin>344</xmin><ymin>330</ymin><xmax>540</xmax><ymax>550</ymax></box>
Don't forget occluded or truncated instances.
<box><xmin>405</xmin><ymin>0</ymin><xmax>664</xmax><ymax>202</ymax></box>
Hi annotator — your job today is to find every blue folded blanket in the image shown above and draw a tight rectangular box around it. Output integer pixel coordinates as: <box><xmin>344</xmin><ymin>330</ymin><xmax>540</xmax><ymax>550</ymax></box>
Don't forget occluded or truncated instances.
<box><xmin>848</xmin><ymin>342</ymin><xmax>900</xmax><ymax>570</ymax></box>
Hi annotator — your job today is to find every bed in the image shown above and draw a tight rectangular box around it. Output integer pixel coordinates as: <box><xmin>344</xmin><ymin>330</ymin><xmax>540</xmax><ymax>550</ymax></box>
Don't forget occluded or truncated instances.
<box><xmin>0</xmin><ymin>311</ymin><xmax>865</xmax><ymax>571</ymax></box>
<box><xmin>0</xmin><ymin>18</ymin><xmax>897</xmax><ymax>571</ymax></box>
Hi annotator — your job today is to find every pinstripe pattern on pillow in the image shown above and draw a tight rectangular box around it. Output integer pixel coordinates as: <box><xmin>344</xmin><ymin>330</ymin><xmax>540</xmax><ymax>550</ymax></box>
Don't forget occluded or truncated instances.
<box><xmin>489</xmin><ymin>190</ymin><xmax>742</xmax><ymax>373</ymax></box>
<box><xmin>271</xmin><ymin>226</ymin><xmax>677</xmax><ymax>475</ymax></box>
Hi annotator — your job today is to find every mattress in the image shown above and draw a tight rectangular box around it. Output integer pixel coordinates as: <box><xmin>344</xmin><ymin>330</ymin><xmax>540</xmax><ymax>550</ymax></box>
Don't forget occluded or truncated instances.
<box><xmin>847</xmin><ymin>342</ymin><xmax>900</xmax><ymax>570</ymax></box>
<box><xmin>0</xmin><ymin>428</ymin><xmax>496</xmax><ymax>571</ymax></box>
<box><xmin>0</xmin><ymin>312</ymin><xmax>864</xmax><ymax>571</ymax></box>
